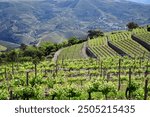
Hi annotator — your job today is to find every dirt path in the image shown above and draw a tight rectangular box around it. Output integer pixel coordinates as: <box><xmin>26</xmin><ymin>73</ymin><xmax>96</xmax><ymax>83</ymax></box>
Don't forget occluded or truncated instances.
<box><xmin>52</xmin><ymin>49</ymin><xmax>63</xmax><ymax>63</ymax></box>
<box><xmin>82</xmin><ymin>42</ymin><xmax>89</xmax><ymax>59</ymax></box>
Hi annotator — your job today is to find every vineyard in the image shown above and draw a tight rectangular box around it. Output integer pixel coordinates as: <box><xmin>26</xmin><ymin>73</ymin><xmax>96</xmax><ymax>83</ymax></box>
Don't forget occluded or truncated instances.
<box><xmin>134</xmin><ymin>32</ymin><xmax>150</xmax><ymax>45</ymax></box>
<box><xmin>0</xmin><ymin>57</ymin><xmax>149</xmax><ymax>100</ymax></box>
<box><xmin>109</xmin><ymin>32</ymin><xmax>150</xmax><ymax>58</ymax></box>
<box><xmin>0</xmin><ymin>27</ymin><xmax>150</xmax><ymax>100</ymax></box>
<box><xmin>87</xmin><ymin>36</ymin><xmax>119</xmax><ymax>59</ymax></box>
<box><xmin>58</xmin><ymin>43</ymin><xmax>85</xmax><ymax>60</ymax></box>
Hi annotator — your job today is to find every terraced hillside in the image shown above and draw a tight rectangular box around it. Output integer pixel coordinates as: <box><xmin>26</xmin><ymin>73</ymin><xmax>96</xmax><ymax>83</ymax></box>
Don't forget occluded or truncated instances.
<box><xmin>87</xmin><ymin>36</ymin><xmax>119</xmax><ymax>59</ymax></box>
<box><xmin>133</xmin><ymin>27</ymin><xmax>147</xmax><ymax>34</ymax></box>
<box><xmin>108</xmin><ymin>31</ymin><xmax>150</xmax><ymax>58</ymax></box>
<box><xmin>57</xmin><ymin>27</ymin><xmax>150</xmax><ymax>61</ymax></box>
<box><xmin>133</xmin><ymin>27</ymin><xmax>150</xmax><ymax>45</ymax></box>
<box><xmin>58</xmin><ymin>43</ymin><xmax>85</xmax><ymax>60</ymax></box>
<box><xmin>135</xmin><ymin>32</ymin><xmax>150</xmax><ymax>45</ymax></box>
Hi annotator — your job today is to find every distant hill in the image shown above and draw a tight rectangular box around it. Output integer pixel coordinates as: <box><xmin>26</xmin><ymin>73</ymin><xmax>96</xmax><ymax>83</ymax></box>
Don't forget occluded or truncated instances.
<box><xmin>0</xmin><ymin>40</ymin><xmax>19</xmax><ymax>50</ymax></box>
<box><xmin>0</xmin><ymin>0</ymin><xmax>150</xmax><ymax>45</ymax></box>
<box><xmin>0</xmin><ymin>44</ymin><xmax>7</xmax><ymax>51</ymax></box>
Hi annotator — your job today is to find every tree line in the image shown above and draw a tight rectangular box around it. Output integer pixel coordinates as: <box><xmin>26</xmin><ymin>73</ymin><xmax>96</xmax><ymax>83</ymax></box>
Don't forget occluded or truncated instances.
<box><xmin>0</xmin><ymin>22</ymin><xmax>149</xmax><ymax>64</ymax></box>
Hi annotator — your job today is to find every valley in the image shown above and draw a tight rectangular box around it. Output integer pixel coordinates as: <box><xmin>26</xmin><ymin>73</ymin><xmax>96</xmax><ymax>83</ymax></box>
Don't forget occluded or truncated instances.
<box><xmin>0</xmin><ymin>0</ymin><xmax>150</xmax><ymax>45</ymax></box>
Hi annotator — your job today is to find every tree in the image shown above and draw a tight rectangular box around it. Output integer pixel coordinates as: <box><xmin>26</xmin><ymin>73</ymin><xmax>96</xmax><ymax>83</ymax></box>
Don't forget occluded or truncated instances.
<box><xmin>87</xmin><ymin>29</ymin><xmax>104</xmax><ymax>39</ymax></box>
<box><xmin>68</xmin><ymin>37</ymin><xmax>79</xmax><ymax>46</ymax></box>
<box><xmin>126</xmin><ymin>22</ymin><xmax>139</xmax><ymax>30</ymax></box>
<box><xmin>40</xmin><ymin>42</ymin><xmax>58</xmax><ymax>56</ymax></box>
<box><xmin>23</xmin><ymin>46</ymin><xmax>43</xmax><ymax>59</ymax></box>
<box><xmin>61</xmin><ymin>40</ymin><xmax>68</xmax><ymax>47</ymax></box>
<box><xmin>147</xmin><ymin>25</ymin><xmax>150</xmax><ymax>32</ymax></box>
<box><xmin>20</xmin><ymin>43</ymin><xmax>27</xmax><ymax>51</ymax></box>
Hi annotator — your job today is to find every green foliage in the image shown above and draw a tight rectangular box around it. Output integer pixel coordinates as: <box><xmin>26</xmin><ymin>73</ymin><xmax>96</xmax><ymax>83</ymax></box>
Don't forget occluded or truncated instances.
<box><xmin>0</xmin><ymin>26</ymin><xmax>150</xmax><ymax>101</ymax></box>
<box><xmin>0</xmin><ymin>89</ymin><xmax>9</xmax><ymax>100</ymax></box>
<box><xmin>132</xmin><ymin>88</ymin><xmax>144</xmax><ymax>100</ymax></box>
<box><xmin>49</xmin><ymin>84</ymin><xmax>64</xmax><ymax>100</ymax></box>
<box><xmin>86</xmin><ymin>82</ymin><xmax>95</xmax><ymax>93</ymax></box>
<box><xmin>32</xmin><ymin>57</ymin><xmax>40</xmax><ymax>65</ymax></box>
<box><xmin>7</xmin><ymin>50</ymin><xmax>18</xmax><ymax>62</ymax></box>
<box><xmin>23</xmin><ymin>46</ymin><xmax>43</xmax><ymax>59</ymax></box>
<box><xmin>126</xmin><ymin>81</ymin><xmax>141</xmax><ymax>99</ymax></box>
<box><xmin>13</xmin><ymin>86</ymin><xmax>35</xmax><ymax>99</ymax></box>
<box><xmin>128</xmin><ymin>81</ymin><xmax>140</xmax><ymax>93</ymax></box>
<box><xmin>135</xmin><ymin>32</ymin><xmax>150</xmax><ymax>45</ymax></box>
<box><xmin>116</xmin><ymin>91</ymin><xmax>126</xmax><ymax>99</ymax></box>
<box><xmin>109</xmin><ymin>31</ymin><xmax>149</xmax><ymax>58</ymax></box>
<box><xmin>20</xmin><ymin>43</ymin><xmax>27</xmax><ymax>51</ymax></box>
<box><xmin>58</xmin><ymin>43</ymin><xmax>84</xmax><ymax>60</ymax></box>
<box><xmin>127</xmin><ymin>22</ymin><xmax>139</xmax><ymax>30</ymax></box>
<box><xmin>99</xmin><ymin>82</ymin><xmax>116</xmax><ymax>99</ymax></box>
<box><xmin>68</xmin><ymin>37</ymin><xmax>79</xmax><ymax>46</ymax></box>
<box><xmin>63</xmin><ymin>84</ymin><xmax>81</xmax><ymax>99</ymax></box>
<box><xmin>88</xmin><ymin>29</ymin><xmax>104</xmax><ymax>39</ymax></box>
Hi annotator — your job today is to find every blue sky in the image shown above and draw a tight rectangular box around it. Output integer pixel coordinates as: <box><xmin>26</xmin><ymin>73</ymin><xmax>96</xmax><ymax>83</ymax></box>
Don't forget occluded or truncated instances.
<box><xmin>0</xmin><ymin>0</ymin><xmax>150</xmax><ymax>4</ymax></box>
<box><xmin>128</xmin><ymin>0</ymin><xmax>150</xmax><ymax>4</ymax></box>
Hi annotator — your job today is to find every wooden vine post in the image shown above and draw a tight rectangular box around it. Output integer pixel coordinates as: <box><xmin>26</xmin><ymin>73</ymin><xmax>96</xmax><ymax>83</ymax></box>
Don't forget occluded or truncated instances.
<box><xmin>44</xmin><ymin>66</ymin><xmax>47</xmax><ymax>76</ymax></box>
<box><xmin>118</xmin><ymin>59</ymin><xmax>121</xmax><ymax>91</ymax></box>
<box><xmin>100</xmin><ymin>61</ymin><xmax>103</xmax><ymax>77</ymax></box>
<box><xmin>32</xmin><ymin>57</ymin><xmax>40</xmax><ymax>79</ymax></box>
<box><xmin>26</xmin><ymin>71</ymin><xmax>29</xmax><ymax>86</ymax></box>
<box><xmin>5</xmin><ymin>67</ymin><xmax>10</xmax><ymax>91</ymax></box>
<box><xmin>5</xmin><ymin>67</ymin><xmax>7</xmax><ymax>80</ymax></box>
<box><xmin>107</xmin><ymin>73</ymin><xmax>110</xmax><ymax>83</ymax></box>
<box><xmin>144</xmin><ymin>79</ymin><xmax>148</xmax><ymax>100</ymax></box>
<box><xmin>61</xmin><ymin>56</ymin><xmax>64</xmax><ymax>70</ymax></box>
<box><xmin>144</xmin><ymin>70</ymin><xmax>148</xmax><ymax>100</ymax></box>
<box><xmin>139</xmin><ymin>57</ymin><xmax>142</xmax><ymax>68</ymax></box>
<box><xmin>35</xmin><ymin>63</ymin><xmax>37</xmax><ymax>78</ymax></box>
<box><xmin>12</xmin><ymin>62</ymin><xmax>14</xmax><ymax>75</ymax></box>
<box><xmin>55</xmin><ymin>60</ymin><xmax>58</xmax><ymax>76</ymax></box>
<box><xmin>9</xmin><ymin>90</ymin><xmax>13</xmax><ymax>100</ymax></box>
<box><xmin>103</xmin><ymin>68</ymin><xmax>107</xmax><ymax>80</ymax></box>
<box><xmin>128</xmin><ymin>67</ymin><xmax>132</xmax><ymax>100</ymax></box>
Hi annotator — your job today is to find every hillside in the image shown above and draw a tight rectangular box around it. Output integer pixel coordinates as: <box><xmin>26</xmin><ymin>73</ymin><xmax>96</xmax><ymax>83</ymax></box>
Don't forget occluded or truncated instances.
<box><xmin>57</xmin><ymin>26</ymin><xmax>150</xmax><ymax>60</ymax></box>
<box><xmin>0</xmin><ymin>0</ymin><xmax>150</xmax><ymax>45</ymax></box>
<box><xmin>0</xmin><ymin>26</ymin><xmax>150</xmax><ymax>100</ymax></box>
<box><xmin>0</xmin><ymin>45</ymin><xmax>7</xmax><ymax>51</ymax></box>
<box><xmin>0</xmin><ymin>40</ymin><xmax>20</xmax><ymax>50</ymax></box>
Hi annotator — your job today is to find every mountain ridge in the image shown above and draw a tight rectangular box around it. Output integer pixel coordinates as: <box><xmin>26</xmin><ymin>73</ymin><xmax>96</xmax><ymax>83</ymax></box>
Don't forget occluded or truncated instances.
<box><xmin>0</xmin><ymin>0</ymin><xmax>150</xmax><ymax>45</ymax></box>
